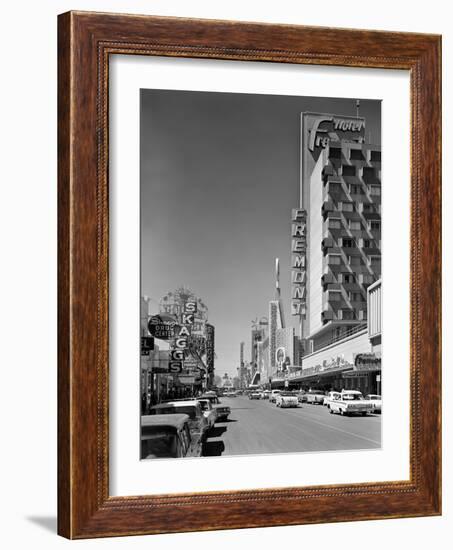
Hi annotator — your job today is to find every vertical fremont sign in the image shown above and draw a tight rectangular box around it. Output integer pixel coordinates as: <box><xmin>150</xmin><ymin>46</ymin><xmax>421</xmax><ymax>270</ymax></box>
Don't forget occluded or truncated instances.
<box><xmin>291</xmin><ymin>208</ymin><xmax>307</xmax><ymax>317</ymax></box>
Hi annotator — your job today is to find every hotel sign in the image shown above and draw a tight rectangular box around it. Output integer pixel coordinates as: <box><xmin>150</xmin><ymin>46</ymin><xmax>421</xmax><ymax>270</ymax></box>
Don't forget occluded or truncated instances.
<box><xmin>291</xmin><ymin>208</ymin><xmax>307</xmax><ymax>317</ymax></box>
<box><xmin>303</xmin><ymin>113</ymin><xmax>366</xmax><ymax>162</ymax></box>
<box><xmin>308</xmin><ymin>116</ymin><xmax>365</xmax><ymax>151</ymax></box>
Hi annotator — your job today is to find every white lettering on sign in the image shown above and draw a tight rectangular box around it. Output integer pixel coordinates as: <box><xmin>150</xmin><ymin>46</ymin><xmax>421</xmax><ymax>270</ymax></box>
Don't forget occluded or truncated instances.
<box><xmin>171</xmin><ymin>349</ymin><xmax>185</xmax><ymax>361</ymax></box>
<box><xmin>292</xmin><ymin>271</ymin><xmax>305</xmax><ymax>284</ymax></box>
<box><xmin>292</xmin><ymin>286</ymin><xmax>306</xmax><ymax>300</ymax></box>
<box><xmin>184</xmin><ymin>301</ymin><xmax>197</xmax><ymax>313</ymax></box>
<box><xmin>175</xmin><ymin>338</ymin><xmax>188</xmax><ymax>349</ymax></box>
<box><xmin>291</xmin><ymin>302</ymin><xmax>306</xmax><ymax>316</ymax></box>
<box><xmin>293</xmin><ymin>255</ymin><xmax>306</xmax><ymax>269</ymax></box>
<box><xmin>308</xmin><ymin>116</ymin><xmax>365</xmax><ymax>151</ymax></box>
<box><xmin>178</xmin><ymin>326</ymin><xmax>191</xmax><ymax>337</ymax></box>
<box><xmin>334</xmin><ymin>119</ymin><xmax>364</xmax><ymax>132</ymax></box>
<box><xmin>291</xmin><ymin>208</ymin><xmax>307</xmax><ymax>317</ymax></box>
<box><xmin>181</xmin><ymin>313</ymin><xmax>194</xmax><ymax>325</ymax></box>
<box><xmin>292</xmin><ymin>224</ymin><xmax>306</xmax><ymax>237</ymax></box>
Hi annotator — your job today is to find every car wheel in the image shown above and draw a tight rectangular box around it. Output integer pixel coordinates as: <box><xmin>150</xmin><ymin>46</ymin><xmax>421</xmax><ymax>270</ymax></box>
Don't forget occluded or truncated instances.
<box><xmin>340</xmin><ymin>408</ymin><xmax>344</xmax><ymax>415</ymax></box>
<box><xmin>329</xmin><ymin>408</ymin><xmax>334</xmax><ymax>414</ymax></box>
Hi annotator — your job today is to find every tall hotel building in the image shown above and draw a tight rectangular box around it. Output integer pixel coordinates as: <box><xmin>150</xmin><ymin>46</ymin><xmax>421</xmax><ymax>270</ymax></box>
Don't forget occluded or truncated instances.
<box><xmin>297</xmin><ymin>112</ymin><xmax>381</xmax><ymax>354</ymax></box>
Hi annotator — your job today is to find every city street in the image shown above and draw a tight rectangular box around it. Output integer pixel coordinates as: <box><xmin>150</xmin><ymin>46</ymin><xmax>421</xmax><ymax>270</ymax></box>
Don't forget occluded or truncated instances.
<box><xmin>202</xmin><ymin>395</ymin><xmax>381</xmax><ymax>456</ymax></box>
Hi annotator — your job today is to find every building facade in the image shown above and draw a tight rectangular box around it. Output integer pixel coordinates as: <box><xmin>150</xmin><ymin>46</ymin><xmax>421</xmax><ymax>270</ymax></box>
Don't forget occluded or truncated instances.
<box><xmin>300</xmin><ymin>112</ymin><xmax>381</xmax><ymax>352</ymax></box>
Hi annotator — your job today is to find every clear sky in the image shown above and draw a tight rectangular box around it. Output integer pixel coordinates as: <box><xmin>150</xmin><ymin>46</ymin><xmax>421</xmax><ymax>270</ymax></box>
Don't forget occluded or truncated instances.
<box><xmin>141</xmin><ymin>90</ymin><xmax>380</xmax><ymax>378</ymax></box>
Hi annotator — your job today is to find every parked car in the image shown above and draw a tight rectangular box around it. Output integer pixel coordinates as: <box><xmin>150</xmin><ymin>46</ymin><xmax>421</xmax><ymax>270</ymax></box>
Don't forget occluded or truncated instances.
<box><xmin>324</xmin><ymin>391</ymin><xmax>341</xmax><ymax>408</ymax></box>
<box><xmin>261</xmin><ymin>390</ymin><xmax>271</xmax><ymax>400</ymax></box>
<box><xmin>197</xmin><ymin>398</ymin><xmax>218</xmax><ymax>428</ymax></box>
<box><xmin>269</xmin><ymin>390</ymin><xmax>282</xmax><ymax>403</ymax></box>
<box><xmin>306</xmin><ymin>390</ymin><xmax>325</xmax><ymax>405</ymax></box>
<box><xmin>199</xmin><ymin>393</ymin><xmax>231</xmax><ymax>421</ymax></box>
<box><xmin>275</xmin><ymin>392</ymin><xmax>299</xmax><ymax>408</ymax></box>
<box><xmin>150</xmin><ymin>400</ymin><xmax>208</xmax><ymax>440</ymax></box>
<box><xmin>249</xmin><ymin>391</ymin><xmax>261</xmax><ymax>400</ymax></box>
<box><xmin>224</xmin><ymin>391</ymin><xmax>237</xmax><ymax>397</ymax></box>
<box><xmin>141</xmin><ymin>413</ymin><xmax>202</xmax><ymax>459</ymax></box>
<box><xmin>328</xmin><ymin>390</ymin><xmax>375</xmax><ymax>416</ymax></box>
<box><xmin>365</xmin><ymin>394</ymin><xmax>382</xmax><ymax>413</ymax></box>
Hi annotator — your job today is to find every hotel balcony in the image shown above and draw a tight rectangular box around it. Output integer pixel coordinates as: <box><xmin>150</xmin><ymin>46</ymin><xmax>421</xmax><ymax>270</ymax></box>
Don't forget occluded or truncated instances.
<box><xmin>321</xmin><ymin>308</ymin><xmax>335</xmax><ymax>323</ymax></box>
<box><xmin>324</xmin><ymin>181</ymin><xmax>344</xmax><ymax>202</ymax></box>
<box><xmin>321</xmin><ymin>200</ymin><xmax>335</xmax><ymax>218</ymax></box>
<box><xmin>321</xmin><ymin>237</ymin><xmax>342</xmax><ymax>257</ymax></box>
<box><xmin>326</xmin><ymin>252</ymin><xmax>343</xmax><ymax>270</ymax></box>
<box><xmin>360</xmin><ymin>204</ymin><xmax>381</xmax><ymax>218</ymax></box>
<box><xmin>325</xmin><ymin>282</ymin><xmax>342</xmax><ymax>292</ymax></box>
<box><xmin>321</xmin><ymin>270</ymin><xmax>335</xmax><ymax>287</ymax></box>
<box><xmin>322</xmin><ymin>164</ymin><xmax>336</xmax><ymax>178</ymax></box>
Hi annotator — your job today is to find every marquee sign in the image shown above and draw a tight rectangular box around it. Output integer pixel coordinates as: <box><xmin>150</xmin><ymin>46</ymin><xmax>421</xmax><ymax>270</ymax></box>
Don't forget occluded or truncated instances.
<box><xmin>206</xmin><ymin>324</ymin><xmax>215</xmax><ymax>374</ymax></box>
<box><xmin>291</xmin><ymin>208</ymin><xmax>307</xmax><ymax>317</ymax></box>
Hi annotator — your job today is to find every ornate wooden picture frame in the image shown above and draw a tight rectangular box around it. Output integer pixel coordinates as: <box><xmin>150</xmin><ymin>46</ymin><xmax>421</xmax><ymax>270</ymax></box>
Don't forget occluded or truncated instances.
<box><xmin>58</xmin><ymin>11</ymin><xmax>441</xmax><ymax>539</ymax></box>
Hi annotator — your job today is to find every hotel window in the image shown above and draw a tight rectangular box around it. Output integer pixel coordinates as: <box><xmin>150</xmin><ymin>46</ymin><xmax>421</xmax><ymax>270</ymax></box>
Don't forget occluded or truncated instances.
<box><xmin>369</xmin><ymin>220</ymin><xmax>381</xmax><ymax>231</ymax></box>
<box><xmin>362</xmin><ymin>166</ymin><xmax>374</xmax><ymax>182</ymax></box>
<box><xmin>328</xmin><ymin>255</ymin><xmax>341</xmax><ymax>265</ymax></box>
<box><xmin>361</xmin><ymin>203</ymin><xmax>375</xmax><ymax>213</ymax></box>
<box><xmin>328</xmin><ymin>182</ymin><xmax>342</xmax><ymax>194</ymax></box>
<box><xmin>369</xmin><ymin>256</ymin><xmax>381</xmax><ymax>268</ymax></box>
<box><xmin>341</xmin><ymin>309</ymin><xmax>355</xmax><ymax>320</ymax></box>
<box><xmin>329</xmin><ymin>291</ymin><xmax>341</xmax><ymax>301</ymax></box>
<box><xmin>342</xmin><ymin>165</ymin><xmax>356</xmax><ymax>177</ymax></box>
<box><xmin>349</xmin><ymin>292</ymin><xmax>363</xmax><ymax>302</ymax></box>
<box><xmin>370</xmin><ymin>150</ymin><xmax>381</xmax><ymax>162</ymax></box>
<box><xmin>340</xmin><ymin>202</ymin><xmax>354</xmax><ymax>212</ymax></box>
<box><xmin>349</xmin><ymin>220</ymin><xmax>361</xmax><ymax>230</ymax></box>
<box><xmin>348</xmin><ymin>255</ymin><xmax>361</xmax><ymax>266</ymax></box>
<box><xmin>328</xmin><ymin>219</ymin><xmax>342</xmax><ymax>230</ymax></box>
<box><xmin>342</xmin><ymin>273</ymin><xmax>355</xmax><ymax>284</ymax></box>
<box><xmin>350</xmin><ymin>149</ymin><xmax>364</xmax><ymax>161</ymax></box>
<box><xmin>369</xmin><ymin>185</ymin><xmax>381</xmax><ymax>196</ymax></box>
<box><xmin>349</xmin><ymin>184</ymin><xmax>362</xmax><ymax>194</ymax></box>
<box><xmin>362</xmin><ymin>239</ymin><xmax>372</xmax><ymax>248</ymax></box>
<box><xmin>342</xmin><ymin>238</ymin><xmax>354</xmax><ymax>248</ymax></box>
<box><xmin>360</xmin><ymin>273</ymin><xmax>374</xmax><ymax>284</ymax></box>
<box><xmin>329</xmin><ymin>147</ymin><xmax>342</xmax><ymax>159</ymax></box>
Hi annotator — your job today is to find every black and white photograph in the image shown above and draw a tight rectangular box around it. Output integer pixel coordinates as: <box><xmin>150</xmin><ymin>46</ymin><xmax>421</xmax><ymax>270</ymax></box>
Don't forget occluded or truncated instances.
<box><xmin>140</xmin><ymin>89</ymin><xmax>382</xmax><ymax>460</ymax></box>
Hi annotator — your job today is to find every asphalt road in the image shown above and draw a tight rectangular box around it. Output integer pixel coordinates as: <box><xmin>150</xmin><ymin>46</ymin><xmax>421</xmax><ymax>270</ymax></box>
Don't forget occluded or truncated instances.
<box><xmin>202</xmin><ymin>395</ymin><xmax>381</xmax><ymax>457</ymax></box>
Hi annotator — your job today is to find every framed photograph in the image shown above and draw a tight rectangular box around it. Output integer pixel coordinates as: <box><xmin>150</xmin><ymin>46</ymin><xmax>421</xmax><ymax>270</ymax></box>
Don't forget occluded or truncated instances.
<box><xmin>58</xmin><ymin>11</ymin><xmax>441</xmax><ymax>539</ymax></box>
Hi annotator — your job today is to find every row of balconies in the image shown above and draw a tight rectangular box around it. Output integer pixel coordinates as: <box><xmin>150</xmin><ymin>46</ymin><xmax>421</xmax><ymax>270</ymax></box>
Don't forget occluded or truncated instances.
<box><xmin>322</xmin><ymin>212</ymin><xmax>381</xmax><ymax>237</ymax></box>
<box><xmin>321</xmin><ymin>268</ymin><xmax>376</xmax><ymax>287</ymax></box>
<box><xmin>325</xmin><ymin>253</ymin><xmax>381</xmax><ymax>276</ymax></box>
<box><xmin>322</xmin><ymin>161</ymin><xmax>381</xmax><ymax>183</ymax></box>
<box><xmin>323</xmin><ymin>180</ymin><xmax>381</xmax><ymax>203</ymax></box>
<box><xmin>323</xmin><ymin>145</ymin><xmax>381</xmax><ymax>169</ymax></box>
<box><xmin>321</xmin><ymin>236</ymin><xmax>381</xmax><ymax>253</ymax></box>
<box><xmin>321</xmin><ymin>307</ymin><xmax>368</xmax><ymax>323</ymax></box>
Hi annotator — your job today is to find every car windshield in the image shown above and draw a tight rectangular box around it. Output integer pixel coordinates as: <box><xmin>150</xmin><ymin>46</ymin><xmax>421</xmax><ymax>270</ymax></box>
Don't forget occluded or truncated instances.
<box><xmin>343</xmin><ymin>394</ymin><xmax>363</xmax><ymax>401</ymax></box>
<box><xmin>280</xmin><ymin>392</ymin><xmax>294</xmax><ymax>396</ymax></box>
<box><xmin>368</xmin><ymin>395</ymin><xmax>381</xmax><ymax>400</ymax></box>
<box><xmin>144</xmin><ymin>434</ymin><xmax>179</xmax><ymax>458</ymax></box>
<box><xmin>310</xmin><ymin>391</ymin><xmax>324</xmax><ymax>395</ymax></box>
<box><xmin>198</xmin><ymin>401</ymin><xmax>210</xmax><ymax>411</ymax></box>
